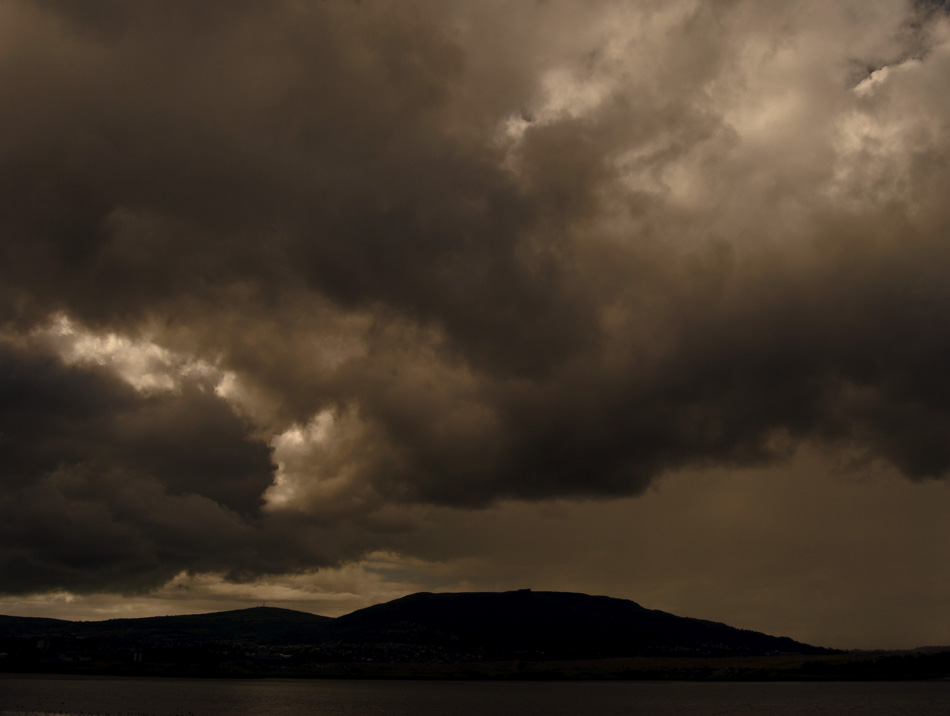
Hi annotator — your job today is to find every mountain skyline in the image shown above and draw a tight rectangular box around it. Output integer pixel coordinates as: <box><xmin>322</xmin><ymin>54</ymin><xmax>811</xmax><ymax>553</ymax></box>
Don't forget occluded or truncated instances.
<box><xmin>3</xmin><ymin>0</ymin><xmax>950</xmax><ymax>652</ymax></box>
<box><xmin>0</xmin><ymin>589</ymin><xmax>837</xmax><ymax>657</ymax></box>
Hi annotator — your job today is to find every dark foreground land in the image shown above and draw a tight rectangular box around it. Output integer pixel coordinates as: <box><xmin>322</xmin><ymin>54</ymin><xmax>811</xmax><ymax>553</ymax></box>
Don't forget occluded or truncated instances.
<box><xmin>2</xmin><ymin>590</ymin><xmax>948</xmax><ymax>680</ymax></box>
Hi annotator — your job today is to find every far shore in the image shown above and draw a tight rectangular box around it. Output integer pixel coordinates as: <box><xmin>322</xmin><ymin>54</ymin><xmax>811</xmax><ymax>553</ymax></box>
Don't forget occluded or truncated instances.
<box><xmin>4</xmin><ymin>651</ymin><xmax>950</xmax><ymax>682</ymax></box>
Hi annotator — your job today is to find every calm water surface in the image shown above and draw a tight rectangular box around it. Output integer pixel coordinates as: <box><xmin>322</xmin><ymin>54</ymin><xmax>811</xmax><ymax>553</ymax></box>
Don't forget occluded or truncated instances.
<box><xmin>1</xmin><ymin>675</ymin><xmax>949</xmax><ymax>716</ymax></box>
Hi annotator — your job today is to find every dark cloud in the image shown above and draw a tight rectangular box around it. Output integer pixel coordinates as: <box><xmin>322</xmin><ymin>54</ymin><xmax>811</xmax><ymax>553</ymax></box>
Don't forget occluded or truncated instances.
<box><xmin>0</xmin><ymin>337</ymin><xmax>407</xmax><ymax>594</ymax></box>
<box><xmin>0</xmin><ymin>341</ymin><xmax>273</xmax><ymax>513</ymax></box>
<box><xmin>0</xmin><ymin>339</ymin><xmax>275</xmax><ymax>591</ymax></box>
<box><xmin>3</xmin><ymin>0</ymin><xmax>950</xmax><ymax>595</ymax></box>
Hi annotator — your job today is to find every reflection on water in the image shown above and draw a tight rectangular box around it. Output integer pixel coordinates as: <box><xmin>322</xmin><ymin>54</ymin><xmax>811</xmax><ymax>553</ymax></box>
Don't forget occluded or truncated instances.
<box><xmin>1</xmin><ymin>676</ymin><xmax>949</xmax><ymax>716</ymax></box>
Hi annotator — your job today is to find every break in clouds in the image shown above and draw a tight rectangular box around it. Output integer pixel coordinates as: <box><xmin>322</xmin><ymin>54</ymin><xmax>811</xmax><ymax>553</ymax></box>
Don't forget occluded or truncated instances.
<box><xmin>3</xmin><ymin>0</ymin><xmax>950</xmax><ymax>595</ymax></box>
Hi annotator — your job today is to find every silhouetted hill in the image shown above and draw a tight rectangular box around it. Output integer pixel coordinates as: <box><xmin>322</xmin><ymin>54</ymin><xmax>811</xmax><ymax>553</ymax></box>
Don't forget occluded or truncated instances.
<box><xmin>0</xmin><ymin>590</ymin><xmax>837</xmax><ymax>677</ymax></box>
<box><xmin>326</xmin><ymin>590</ymin><xmax>830</xmax><ymax>658</ymax></box>
<box><xmin>0</xmin><ymin>606</ymin><xmax>331</xmax><ymax>645</ymax></box>
<box><xmin>0</xmin><ymin>614</ymin><xmax>71</xmax><ymax>637</ymax></box>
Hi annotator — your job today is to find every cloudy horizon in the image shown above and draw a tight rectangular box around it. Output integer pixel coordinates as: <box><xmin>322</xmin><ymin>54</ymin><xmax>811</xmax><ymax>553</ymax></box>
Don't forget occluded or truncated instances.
<box><xmin>3</xmin><ymin>0</ymin><xmax>950</xmax><ymax>650</ymax></box>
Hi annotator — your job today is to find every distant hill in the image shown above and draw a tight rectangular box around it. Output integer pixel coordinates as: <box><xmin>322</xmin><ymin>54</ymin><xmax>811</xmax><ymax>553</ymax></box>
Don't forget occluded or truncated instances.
<box><xmin>324</xmin><ymin>590</ymin><xmax>830</xmax><ymax>658</ymax></box>
<box><xmin>0</xmin><ymin>606</ymin><xmax>331</xmax><ymax>646</ymax></box>
<box><xmin>0</xmin><ymin>614</ymin><xmax>72</xmax><ymax>637</ymax></box>
<box><xmin>0</xmin><ymin>590</ymin><xmax>834</xmax><ymax>674</ymax></box>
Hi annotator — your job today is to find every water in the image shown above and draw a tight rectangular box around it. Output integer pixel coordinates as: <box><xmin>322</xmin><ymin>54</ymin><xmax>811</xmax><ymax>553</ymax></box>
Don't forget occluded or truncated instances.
<box><xmin>1</xmin><ymin>675</ymin><xmax>949</xmax><ymax>716</ymax></box>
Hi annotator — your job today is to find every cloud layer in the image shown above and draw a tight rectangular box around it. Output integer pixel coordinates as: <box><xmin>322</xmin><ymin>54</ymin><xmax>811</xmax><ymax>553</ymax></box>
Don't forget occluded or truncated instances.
<box><xmin>3</xmin><ymin>0</ymin><xmax>950</xmax><ymax>597</ymax></box>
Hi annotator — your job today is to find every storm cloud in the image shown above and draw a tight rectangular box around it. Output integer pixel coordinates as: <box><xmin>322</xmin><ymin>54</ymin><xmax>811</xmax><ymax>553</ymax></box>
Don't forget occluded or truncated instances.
<box><xmin>3</xmin><ymin>0</ymin><xmax>950</xmax><ymax>598</ymax></box>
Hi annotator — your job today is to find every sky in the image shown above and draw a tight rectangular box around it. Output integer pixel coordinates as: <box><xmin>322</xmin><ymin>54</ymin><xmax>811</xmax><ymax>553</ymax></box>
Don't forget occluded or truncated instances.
<box><xmin>2</xmin><ymin>0</ymin><xmax>950</xmax><ymax>651</ymax></box>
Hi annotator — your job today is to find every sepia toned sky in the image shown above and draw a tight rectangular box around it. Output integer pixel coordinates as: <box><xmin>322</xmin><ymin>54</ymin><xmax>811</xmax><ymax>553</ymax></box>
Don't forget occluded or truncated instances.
<box><xmin>3</xmin><ymin>0</ymin><xmax>950</xmax><ymax>650</ymax></box>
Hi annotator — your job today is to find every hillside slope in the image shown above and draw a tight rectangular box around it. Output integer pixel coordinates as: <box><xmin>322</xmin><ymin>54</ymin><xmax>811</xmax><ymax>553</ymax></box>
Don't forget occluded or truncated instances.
<box><xmin>0</xmin><ymin>590</ymin><xmax>832</xmax><ymax>661</ymax></box>
<box><xmin>326</xmin><ymin>589</ymin><xmax>830</xmax><ymax>658</ymax></box>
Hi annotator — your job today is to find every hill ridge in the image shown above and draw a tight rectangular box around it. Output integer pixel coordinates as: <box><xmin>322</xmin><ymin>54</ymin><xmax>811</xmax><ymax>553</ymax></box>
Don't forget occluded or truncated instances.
<box><xmin>0</xmin><ymin>589</ymin><xmax>833</xmax><ymax>658</ymax></box>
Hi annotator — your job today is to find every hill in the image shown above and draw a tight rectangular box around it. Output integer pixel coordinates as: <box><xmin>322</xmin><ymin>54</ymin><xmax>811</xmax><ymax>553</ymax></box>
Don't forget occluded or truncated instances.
<box><xmin>1</xmin><ymin>606</ymin><xmax>331</xmax><ymax>646</ymax></box>
<box><xmin>73</xmin><ymin>606</ymin><xmax>333</xmax><ymax>645</ymax></box>
<box><xmin>324</xmin><ymin>590</ymin><xmax>829</xmax><ymax>659</ymax></box>
<box><xmin>0</xmin><ymin>590</ymin><xmax>849</xmax><ymax>678</ymax></box>
<box><xmin>0</xmin><ymin>614</ymin><xmax>72</xmax><ymax>637</ymax></box>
